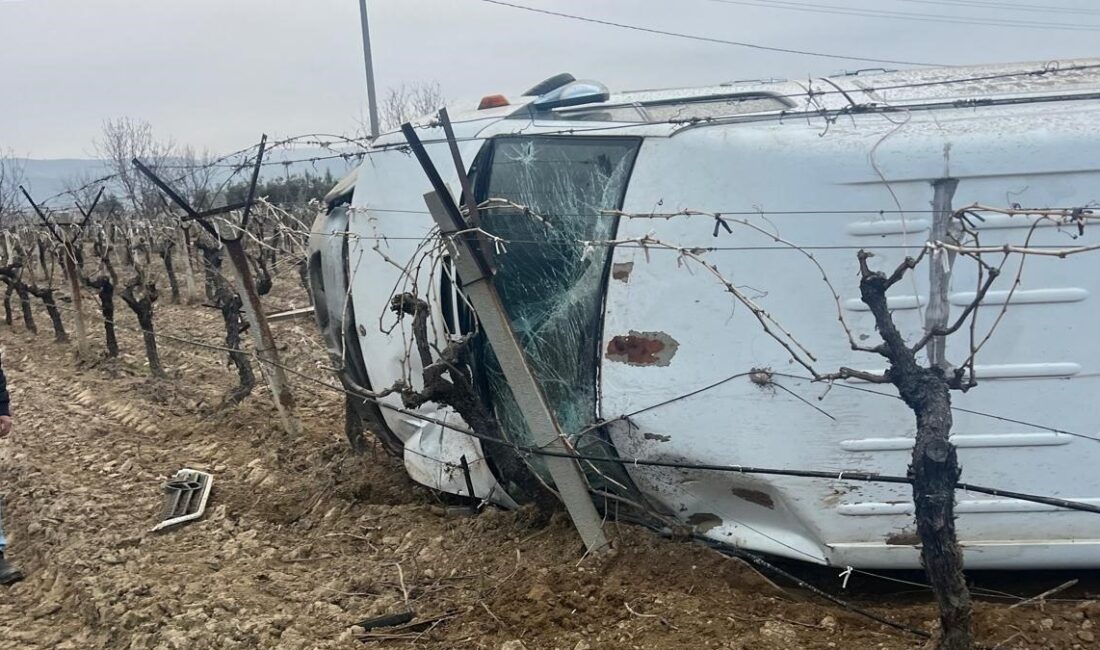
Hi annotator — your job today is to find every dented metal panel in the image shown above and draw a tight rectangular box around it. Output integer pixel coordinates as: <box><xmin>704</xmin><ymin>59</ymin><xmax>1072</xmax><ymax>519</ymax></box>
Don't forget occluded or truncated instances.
<box><xmin>308</xmin><ymin>122</ymin><xmax>519</xmax><ymax>508</ymax></box>
<box><xmin>315</xmin><ymin>58</ymin><xmax>1100</xmax><ymax>569</ymax></box>
<box><xmin>601</xmin><ymin>95</ymin><xmax>1100</xmax><ymax>569</ymax></box>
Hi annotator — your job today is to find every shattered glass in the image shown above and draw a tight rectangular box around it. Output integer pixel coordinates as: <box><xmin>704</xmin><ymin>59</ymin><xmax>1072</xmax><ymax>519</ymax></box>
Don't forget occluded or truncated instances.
<box><xmin>470</xmin><ymin>136</ymin><xmax>640</xmax><ymax>480</ymax></box>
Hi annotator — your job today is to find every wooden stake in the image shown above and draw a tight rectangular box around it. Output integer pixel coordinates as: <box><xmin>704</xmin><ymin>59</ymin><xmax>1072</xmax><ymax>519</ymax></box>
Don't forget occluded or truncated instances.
<box><xmin>63</xmin><ymin>239</ymin><xmax>90</xmax><ymax>358</ymax></box>
<box><xmin>225</xmin><ymin>238</ymin><xmax>300</xmax><ymax>435</ymax></box>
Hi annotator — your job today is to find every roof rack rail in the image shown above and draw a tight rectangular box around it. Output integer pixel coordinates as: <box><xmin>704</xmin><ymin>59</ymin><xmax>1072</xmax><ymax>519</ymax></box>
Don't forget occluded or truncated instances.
<box><xmin>837</xmin><ymin>67</ymin><xmax>897</xmax><ymax>77</ymax></box>
<box><xmin>723</xmin><ymin>77</ymin><xmax>787</xmax><ymax>86</ymax></box>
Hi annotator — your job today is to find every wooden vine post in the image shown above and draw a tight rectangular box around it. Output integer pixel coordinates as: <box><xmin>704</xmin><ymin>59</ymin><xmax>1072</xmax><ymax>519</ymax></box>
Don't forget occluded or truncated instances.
<box><xmin>66</xmin><ymin>187</ymin><xmax>106</xmax><ymax>359</ymax></box>
<box><xmin>21</xmin><ymin>186</ymin><xmax>93</xmax><ymax>356</ymax></box>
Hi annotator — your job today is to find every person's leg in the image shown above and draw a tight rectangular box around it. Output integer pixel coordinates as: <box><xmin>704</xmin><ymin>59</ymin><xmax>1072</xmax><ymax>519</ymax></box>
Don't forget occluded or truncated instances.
<box><xmin>0</xmin><ymin>497</ymin><xmax>24</xmax><ymax>585</ymax></box>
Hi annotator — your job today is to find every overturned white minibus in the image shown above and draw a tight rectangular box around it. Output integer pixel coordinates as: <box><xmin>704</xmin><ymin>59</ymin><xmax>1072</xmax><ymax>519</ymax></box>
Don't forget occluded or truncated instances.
<box><xmin>309</xmin><ymin>59</ymin><xmax>1100</xmax><ymax>569</ymax></box>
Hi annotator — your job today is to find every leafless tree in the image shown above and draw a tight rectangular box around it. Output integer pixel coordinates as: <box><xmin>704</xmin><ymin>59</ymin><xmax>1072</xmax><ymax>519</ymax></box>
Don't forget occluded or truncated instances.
<box><xmin>834</xmin><ymin>250</ymin><xmax>977</xmax><ymax>650</ymax></box>
<box><xmin>84</xmin><ymin>224</ymin><xmax>120</xmax><ymax>358</ymax></box>
<box><xmin>10</xmin><ymin>189</ymin><xmax>79</xmax><ymax>345</ymax></box>
<box><xmin>375</xmin><ymin>82</ymin><xmax>446</xmax><ymax>132</ymax></box>
<box><xmin>194</xmin><ymin>233</ymin><xmax>255</xmax><ymax>408</ymax></box>
<box><xmin>108</xmin><ymin>216</ymin><xmax>168</xmax><ymax>377</ymax></box>
<box><xmin>175</xmin><ymin>145</ymin><xmax>221</xmax><ymax>211</ymax></box>
<box><xmin>0</xmin><ymin>244</ymin><xmax>36</xmax><ymax>335</ymax></box>
<box><xmin>95</xmin><ymin>117</ymin><xmax>175</xmax><ymax>216</ymax></box>
<box><xmin>92</xmin><ymin>119</ymin><xmax>180</xmax><ymax>375</ymax></box>
<box><xmin>0</xmin><ymin>150</ymin><xmax>25</xmax><ymax>225</ymax></box>
<box><xmin>119</xmin><ymin>266</ymin><xmax>164</xmax><ymax>378</ymax></box>
<box><xmin>5</xmin><ymin>247</ymin><xmax>66</xmax><ymax>343</ymax></box>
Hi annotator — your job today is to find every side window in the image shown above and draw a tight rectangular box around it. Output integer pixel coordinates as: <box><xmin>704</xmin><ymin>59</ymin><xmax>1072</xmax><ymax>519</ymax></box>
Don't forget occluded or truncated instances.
<box><xmin>470</xmin><ymin>136</ymin><xmax>641</xmax><ymax>439</ymax></box>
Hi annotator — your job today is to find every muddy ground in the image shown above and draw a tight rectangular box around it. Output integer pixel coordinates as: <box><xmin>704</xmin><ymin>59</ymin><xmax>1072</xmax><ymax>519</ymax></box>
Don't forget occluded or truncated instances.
<box><xmin>0</xmin><ymin>285</ymin><xmax>1097</xmax><ymax>650</ymax></box>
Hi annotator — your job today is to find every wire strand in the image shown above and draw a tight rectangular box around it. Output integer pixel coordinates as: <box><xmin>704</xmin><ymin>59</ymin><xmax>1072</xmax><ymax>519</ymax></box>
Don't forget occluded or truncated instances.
<box><xmin>706</xmin><ymin>0</ymin><xmax>1100</xmax><ymax>32</ymax></box>
<box><xmin>477</xmin><ymin>0</ymin><xmax>941</xmax><ymax>66</ymax></box>
<box><xmin>33</xmin><ymin>294</ymin><xmax>1100</xmax><ymax>515</ymax></box>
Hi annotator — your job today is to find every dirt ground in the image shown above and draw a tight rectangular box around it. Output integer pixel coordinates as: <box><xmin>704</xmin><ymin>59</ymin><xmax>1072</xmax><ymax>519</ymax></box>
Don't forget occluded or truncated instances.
<box><xmin>0</xmin><ymin>286</ymin><xmax>1098</xmax><ymax>650</ymax></box>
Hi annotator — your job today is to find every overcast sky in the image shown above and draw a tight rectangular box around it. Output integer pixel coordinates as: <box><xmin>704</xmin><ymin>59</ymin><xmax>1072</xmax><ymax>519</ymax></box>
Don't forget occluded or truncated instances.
<box><xmin>2</xmin><ymin>0</ymin><xmax>1099</xmax><ymax>158</ymax></box>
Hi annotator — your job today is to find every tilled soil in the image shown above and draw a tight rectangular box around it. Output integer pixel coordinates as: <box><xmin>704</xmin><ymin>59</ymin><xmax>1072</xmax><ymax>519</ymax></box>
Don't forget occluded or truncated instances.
<box><xmin>0</xmin><ymin>294</ymin><xmax>1097</xmax><ymax>650</ymax></box>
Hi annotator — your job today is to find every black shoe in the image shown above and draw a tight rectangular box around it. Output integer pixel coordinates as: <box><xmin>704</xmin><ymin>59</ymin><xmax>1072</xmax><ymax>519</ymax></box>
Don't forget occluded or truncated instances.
<box><xmin>0</xmin><ymin>552</ymin><xmax>24</xmax><ymax>585</ymax></box>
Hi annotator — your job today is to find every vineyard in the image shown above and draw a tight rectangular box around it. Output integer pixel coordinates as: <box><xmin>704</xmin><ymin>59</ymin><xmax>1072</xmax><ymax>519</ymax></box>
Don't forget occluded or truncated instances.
<box><xmin>0</xmin><ymin>250</ymin><xmax>1095</xmax><ymax>650</ymax></box>
<box><xmin>0</xmin><ymin>126</ymin><xmax>1095</xmax><ymax>649</ymax></box>
<box><xmin>6</xmin><ymin>0</ymin><xmax>1100</xmax><ymax>639</ymax></box>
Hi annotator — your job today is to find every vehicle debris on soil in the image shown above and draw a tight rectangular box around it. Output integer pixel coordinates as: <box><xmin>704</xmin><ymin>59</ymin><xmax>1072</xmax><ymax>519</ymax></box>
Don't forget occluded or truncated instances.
<box><xmin>152</xmin><ymin>468</ymin><xmax>214</xmax><ymax>532</ymax></box>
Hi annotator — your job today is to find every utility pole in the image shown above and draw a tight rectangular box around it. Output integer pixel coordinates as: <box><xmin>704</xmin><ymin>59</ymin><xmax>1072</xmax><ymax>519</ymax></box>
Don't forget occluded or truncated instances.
<box><xmin>358</xmin><ymin>0</ymin><xmax>380</xmax><ymax>138</ymax></box>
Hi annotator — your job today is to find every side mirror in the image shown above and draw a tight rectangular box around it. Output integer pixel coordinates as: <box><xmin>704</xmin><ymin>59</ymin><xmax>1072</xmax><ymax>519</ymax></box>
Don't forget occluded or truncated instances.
<box><xmin>532</xmin><ymin>80</ymin><xmax>611</xmax><ymax>111</ymax></box>
<box><xmin>523</xmin><ymin>73</ymin><xmax>576</xmax><ymax>97</ymax></box>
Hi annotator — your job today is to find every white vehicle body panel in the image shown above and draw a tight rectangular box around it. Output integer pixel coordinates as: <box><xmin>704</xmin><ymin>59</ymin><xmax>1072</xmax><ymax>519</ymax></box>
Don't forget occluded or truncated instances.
<box><xmin>344</xmin><ymin>137</ymin><xmax>519</xmax><ymax>508</ymax></box>
<box><xmin>603</xmin><ymin>101</ymin><xmax>1100</xmax><ymax>569</ymax></box>
<box><xmin>315</xmin><ymin>60</ymin><xmax>1100</xmax><ymax>568</ymax></box>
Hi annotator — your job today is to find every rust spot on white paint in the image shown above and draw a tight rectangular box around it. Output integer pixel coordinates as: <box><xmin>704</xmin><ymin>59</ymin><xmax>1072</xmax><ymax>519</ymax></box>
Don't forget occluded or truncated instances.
<box><xmin>885</xmin><ymin>530</ymin><xmax>921</xmax><ymax>546</ymax></box>
<box><xmin>611</xmin><ymin>262</ymin><xmax>634</xmax><ymax>282</ymax></box>
<box><xmin>605</xmin><ymin>331</ymin><xmax>679</xmax><ymax>366</ymax></box>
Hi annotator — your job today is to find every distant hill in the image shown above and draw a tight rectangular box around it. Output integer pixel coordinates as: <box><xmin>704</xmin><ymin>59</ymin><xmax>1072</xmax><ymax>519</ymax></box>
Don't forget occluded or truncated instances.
<box><xmin>15</xmin><ymin>148</ymin><xmax>358</xmax><ymax>204</ymax></box>
<box><xmin>18</xmin><ymin>159</ymin><xmax>112</xmax><ymax>201</ymax></box>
